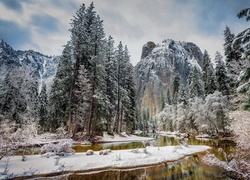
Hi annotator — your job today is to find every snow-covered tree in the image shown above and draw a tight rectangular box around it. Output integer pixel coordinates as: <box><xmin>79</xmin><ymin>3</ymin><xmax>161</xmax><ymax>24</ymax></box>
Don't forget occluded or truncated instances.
<box><xmin>114</xmin><ymin>41</ymin><xmax>124</xmax><ymax>133</ymax></box>
<box><xmin>104</xmin><ymin>36</ymin><xmax>117</xmax><ymax>132</ymax></box>
<box><xmin>195</xmin><ymin>91</ymin><xmax>229</xmax><ymax>133</ymax></box>
<box><xmin>188</xmin><ymin>67</ymin><xmax>204</xmax><ymax>99</ymax></box>
<box><xmin>203</xmin><ymin>50</ymin><xmax>217</xmax><ymax>96</ymax></box>
<box><xmin>172</xmin><ymin>75</ymin><xmax>180</xmax><ymax>104</ymax></box>
<box><xmin>203</xmin><ymin>110</ymin><xmax>250</xmax><ymax>179</ymax></box>
<box><xmin>49</xmin><ymin>43</ymin><xmax>72</xmax><ymax>131</ymax></box>
<box><xmin>232</xmin><ymin>8</ymin><xmax>250</xmax><ymax>109</ymax></box>
<box><xmin>38</xmin><ymin>83</ymin><xmax>48</xmax><ymax>131</ymax></box>
<box><xmin>215</xmin><ymin>52</ymin><xmax>230</xmax><ymax>98</ymax></box>
<box><xmin>72</xmin><ymin>65</ymin><xmax>91</xmax><ymax>134</ymax></box>
<box><xmin>157</xmin><ymin>104</ymin><xmax>175</xmax><ymax>131</ymax></box>
<box><xmin>223</xmin><ymin>26</ymin><xmax>243</xmax><ymax>93</ymax></box>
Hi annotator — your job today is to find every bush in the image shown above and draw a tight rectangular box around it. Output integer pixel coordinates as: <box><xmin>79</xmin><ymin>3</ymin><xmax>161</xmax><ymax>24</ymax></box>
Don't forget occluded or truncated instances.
<box><xmin>40</xmin><ymin>140</ymin><xmax>75</xmax><ymax>156</ymax></box>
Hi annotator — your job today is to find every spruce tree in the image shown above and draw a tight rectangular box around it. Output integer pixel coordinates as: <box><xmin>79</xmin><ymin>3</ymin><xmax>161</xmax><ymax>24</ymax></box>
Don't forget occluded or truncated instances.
<box><xmin>203</xmin><ymin>50</ymin><xmax>217</xmax><ymax>95</ymax></box>
<box><xmin>223</xmin><ymin>26</ymin><xmax>242</xmax><ymax>92</ymax></box>
<box><xmin>215</xmin><ymin>51</ymin><xmax>230</xmax><ymax>98</ymax></box>
<box><xmin>114</xmin><ymin>41</ymin><xmax>124</xmax><ymax>133</ymax></box>
<box><xmin>73</xmin><ymin>65</ymin><xmax>91</xmax><ymax>134</ymax></box>
<box><xmin>188</xmin><ymin>67</ymin><xmax>204</xmax><ymax>100</ymax></box>
<box><xmin>104</xmin><ymin>36</ymin><xmax>118</xmax><ymax>132</ymax></box>
<box><xmin>39</xmin><ymin>83</ymin><xmax>48</xmax><ymax>131</ymax></box>
<box><xmin>49</xmin><ymin>43</ymin><xmax>73</xmax><ymax>131</ymax></box>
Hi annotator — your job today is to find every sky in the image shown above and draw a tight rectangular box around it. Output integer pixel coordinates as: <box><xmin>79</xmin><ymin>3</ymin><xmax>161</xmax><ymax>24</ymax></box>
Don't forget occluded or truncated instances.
<box><xmin>0</xmin><ymin>0</ymin><xmax>249</xmax><ymax>66</ymax></box>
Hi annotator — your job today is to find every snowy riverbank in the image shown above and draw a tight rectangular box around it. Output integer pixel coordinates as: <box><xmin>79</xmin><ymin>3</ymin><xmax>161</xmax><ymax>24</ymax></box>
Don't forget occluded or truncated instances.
<box><xmin>0</xmin><ymin>145</ymin><xmax>209</xmax><ymax>179</ymax></box>
<box><xmin>97</xmin><ymin>132</ymin><xmax>154</xmax><ymax>143</ymax></box>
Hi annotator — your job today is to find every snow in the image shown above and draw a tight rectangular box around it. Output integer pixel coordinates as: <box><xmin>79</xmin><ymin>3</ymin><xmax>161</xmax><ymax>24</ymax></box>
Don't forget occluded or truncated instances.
<box><xmin>98</xmin><ymin>132</ymin><xmax>154</xmax><ymax>142</ymax></box>
<box><xmin>0</xmin><ymin>145</ymin><xmax>209</xmax><ymax>179</ymax></box>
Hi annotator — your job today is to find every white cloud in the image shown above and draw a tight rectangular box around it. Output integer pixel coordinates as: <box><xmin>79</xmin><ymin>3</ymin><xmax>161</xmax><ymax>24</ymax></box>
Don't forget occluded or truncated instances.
<box><xmin>0</xmin><ymin>0</ymin><xmax>249</xmax><ymax>65</ymax></box>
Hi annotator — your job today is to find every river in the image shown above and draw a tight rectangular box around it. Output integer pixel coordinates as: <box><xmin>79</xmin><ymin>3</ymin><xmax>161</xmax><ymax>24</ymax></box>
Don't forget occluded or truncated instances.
<box><xmin>14</xmin><ymin>135</ymin><xmax>236</xmax><ymax>180</ymax></box>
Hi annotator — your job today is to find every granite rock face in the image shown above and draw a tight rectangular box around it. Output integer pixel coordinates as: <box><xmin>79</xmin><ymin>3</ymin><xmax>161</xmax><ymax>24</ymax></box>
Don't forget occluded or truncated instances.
<box><xmin>134</xmin><ymin>39</ymin><xmax>203</xmax><ymax>119</ymax></box>
<box><xmin>0</xmin><ymin>39</ymin><xmax>59</xmax><ymax>93</ymax></box>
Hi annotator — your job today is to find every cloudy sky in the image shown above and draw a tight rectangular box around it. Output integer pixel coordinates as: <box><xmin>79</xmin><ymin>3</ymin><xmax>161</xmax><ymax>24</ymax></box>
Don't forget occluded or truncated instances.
<box><xmin>0</xmin><ymin>0</ymin><xmax>249</xmax><ymax>65</ymax></box>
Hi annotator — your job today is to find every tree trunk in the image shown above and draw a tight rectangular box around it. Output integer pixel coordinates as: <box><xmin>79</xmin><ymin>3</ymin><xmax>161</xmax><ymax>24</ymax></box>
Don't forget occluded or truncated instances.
<box><xmin>87</xmin><ymin>58</ymin><xmax>96</xmax><ymax>136</ymax></box>
<box><xmin>68</xmin><ymin>42</ymin><xmax>80</xmax><ymax>134</ymax></box>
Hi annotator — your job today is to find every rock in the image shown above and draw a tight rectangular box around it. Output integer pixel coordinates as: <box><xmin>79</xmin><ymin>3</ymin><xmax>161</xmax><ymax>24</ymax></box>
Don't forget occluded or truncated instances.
<box><xmin>86</xmin><ymin>150</ymin><xmax>94</xmax><ymax>156</ymax></box>
<box><xmin>141</xmin><ymin>41</ymin><xmax>156</xmax><ymax>59</ymax></box>
<box><xmin>99</xmin><ymin>149</ymin><xmax>111</xmax><ymax>155</ymax></box>
<box><xmin>134</xmin><ymin>39</ymin><xmax>203</xmax><ymax>121</ymax></box>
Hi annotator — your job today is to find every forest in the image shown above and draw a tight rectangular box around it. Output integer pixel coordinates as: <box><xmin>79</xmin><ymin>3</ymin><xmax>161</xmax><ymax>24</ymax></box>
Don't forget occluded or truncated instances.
<box><xmin>0</xmin><ymin>3</ymin><xmax>250</xmax><ymax>139</ymax></box>
<box><xmin>0</xmin><ymin>2</ymin><xmax>250</xmax><ymax>179</ymax></box>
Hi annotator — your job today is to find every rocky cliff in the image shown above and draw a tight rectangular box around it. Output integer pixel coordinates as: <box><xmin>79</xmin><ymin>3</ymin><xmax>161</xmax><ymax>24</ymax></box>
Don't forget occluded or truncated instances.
<box><xmin>0</xmin><ymin>39</ymin><xmax>59</xmax><ymax>93</ymax></box>
<box><xmin>134</xmin><ymin>39</ymin><xmax>203</xmax><ymax>119</ymax></box>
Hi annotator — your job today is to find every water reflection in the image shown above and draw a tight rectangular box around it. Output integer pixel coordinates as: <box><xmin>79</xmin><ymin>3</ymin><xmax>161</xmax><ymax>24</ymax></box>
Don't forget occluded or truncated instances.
<box><xmin>14</xmin><ymin>135</ymin><xmax>236</xmax><ymax>180</ymax></box>
<box><xmin>73</xmin><ymin>135</ymin><xmax>236</xmax><ymax>156</ymax></box>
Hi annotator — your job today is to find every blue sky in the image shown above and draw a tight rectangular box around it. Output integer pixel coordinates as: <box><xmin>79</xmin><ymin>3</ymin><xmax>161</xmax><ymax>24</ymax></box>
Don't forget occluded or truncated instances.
<box><xmin>0</xmin><ymin>0</ymin><xmax>249</xmax><ymax>65</ymax></box>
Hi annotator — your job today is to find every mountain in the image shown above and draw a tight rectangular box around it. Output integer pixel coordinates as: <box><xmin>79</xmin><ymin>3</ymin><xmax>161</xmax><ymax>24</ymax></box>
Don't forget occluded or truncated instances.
<box><xmin>134</xmin><ymin>39</ymin><xmax>203</xmax><ymax>119</ymax></box>
<box><xmin>0</xmin><ymin>39</ymin><xmax>59</xmax><ymax>93</ymax></box>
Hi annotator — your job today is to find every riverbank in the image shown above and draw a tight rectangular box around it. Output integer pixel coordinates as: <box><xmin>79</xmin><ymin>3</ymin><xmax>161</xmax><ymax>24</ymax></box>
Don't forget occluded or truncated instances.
<box><xmin>0</xmin><ymin>145</ymin><xmax>209</xmax><ymax>179</ymax></box>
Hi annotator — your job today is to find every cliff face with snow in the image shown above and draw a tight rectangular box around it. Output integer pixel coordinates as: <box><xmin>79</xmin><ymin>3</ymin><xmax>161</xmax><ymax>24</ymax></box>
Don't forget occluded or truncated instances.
<box><xmin>0</xmin><ymin>39</ymin><xmax>59</xmax><ymax>93</ymax></box>
<box><xmin>134</xmin><ymin>39</ymin><xmax>203</xmax><ymax>118</ymax></box>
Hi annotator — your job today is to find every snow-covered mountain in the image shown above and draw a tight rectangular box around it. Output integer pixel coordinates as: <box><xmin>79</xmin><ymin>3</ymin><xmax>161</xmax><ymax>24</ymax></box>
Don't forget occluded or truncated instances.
<box><xmin>0</xmin><ymin>39</ymin><xmax>59</xmax><ymax>93</ymax></box>
<box><xmin>134</xmin><ymin>39</ymin><xmax>203</xmax><ymax>118</ymax></box>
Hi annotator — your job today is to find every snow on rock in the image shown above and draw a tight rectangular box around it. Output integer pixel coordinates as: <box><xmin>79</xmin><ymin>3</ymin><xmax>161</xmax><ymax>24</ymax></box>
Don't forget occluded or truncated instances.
<box><xmin>0</xmin><ymin>145</ymin><xmax>209</xmax><ymax>179</ymax></box>
<box><xmin>134</xmin><ymin>38</ymin><xmax>203</xmax><ymax>122</ymax></box>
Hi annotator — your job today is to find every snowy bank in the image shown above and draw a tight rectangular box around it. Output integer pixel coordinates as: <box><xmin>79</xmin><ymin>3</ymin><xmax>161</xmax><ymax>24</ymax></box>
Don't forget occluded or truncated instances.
<box><xmin>0</xmin><ymin>145</ymin><xmax>209</xmax><ymax>179</ymax></box>
<box><xmin>97</xmin><ymin>132</ymin><xmax>154</xmax><ymax>143</ymax></box>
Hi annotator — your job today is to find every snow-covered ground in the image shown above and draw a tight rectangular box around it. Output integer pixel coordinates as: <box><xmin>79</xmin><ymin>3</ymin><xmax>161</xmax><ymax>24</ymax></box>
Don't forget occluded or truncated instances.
<box><xmin>0</xmin><ymin>145</ymin><xmax>209</xmax><ymax>179</ymax></box>
<box><xmin>98</xmin><ymin>132</ymin><xmax>154</xmax><ymax>142</ymax></box>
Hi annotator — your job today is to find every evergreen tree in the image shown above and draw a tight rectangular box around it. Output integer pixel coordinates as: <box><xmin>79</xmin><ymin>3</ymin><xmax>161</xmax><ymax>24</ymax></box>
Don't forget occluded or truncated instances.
<box><xmin>172</xmin><ymin>75</ymin><xmax>180</xmax><ymax>104</ymax></box>
<box><xmin>214</xmin><ymin>51</ymin><xmax>230</xmax><ymax>98</ymax></box>
<box><xmin>203</xmin><ymin>50</ymin><xmax>217</xmax><ymax>95</ymax></box>
<box><xmin>188</xmin><ymin>67</ymin><xmax>204</xmax><ymax>99</ymax></box>
<box><xmin>114</xmin><ymin>41</ymin><xmax>124</xmax><ymax>133</ymax></box>
<box><xmin>39</xmin><ymin>83</ymin><xmax>48</xmax><ymax>131</ymax></box>
<box><xmin>0</xmin><ymin>68</ymin><xmax>26</xmax><ymax>124</ymax></box>
<box><xmin>73</xmin><ymin>65</ymin><xmax>91</xmax><ymax>134</ymax></box>
<box><xmin>224</xmin><ymin>26</ymin><xmax>240</xmax><ymax>61</ymax></box>
<box><xmin>178</xmin><ymin>84</ymin><xmax>188</xmax><ymax>106</ymax></box>
<box><xmin>223</xmin><ymin>26</ymin><xmax>242</xmax><ymax>92</ymax></box>
<box><xmin>49</xmin><ymin>43</ymin><xmax>73</xmax><ymax>131</ymax></box>
<box><xmin>104</xmin><ymin>36</ymin><xmax>118</xmax><ymax>132</ymax></box>
<box><xmin>166</xmin><ymin>88</ymin><xmax>172</xmax><ymax>105</ymax></box>
<box><xmin>232</xmin><ymin>8</ymin><xmax>250</xmax><ymax>103</ymax></box>
<box><xmin>121</xmin><ymin>46</ymin><xmax>135</xmax><ymax>132</ymax></box>
<box><xmin>22</xmin><ymin>71</ymin><xmax>39</xmax><ymax>124</ymax></box>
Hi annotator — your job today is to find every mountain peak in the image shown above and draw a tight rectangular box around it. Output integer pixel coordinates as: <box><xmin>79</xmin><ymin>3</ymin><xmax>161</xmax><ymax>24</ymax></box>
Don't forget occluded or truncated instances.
<box><xmin>141</xmin><ymin>41</ymin><xmax>156</xmax><ymax>59</ymax></box>
<box><xmin>135</xmin><ymin>38</ymin><xmax>204</xmax><ymax>118</ymax></box>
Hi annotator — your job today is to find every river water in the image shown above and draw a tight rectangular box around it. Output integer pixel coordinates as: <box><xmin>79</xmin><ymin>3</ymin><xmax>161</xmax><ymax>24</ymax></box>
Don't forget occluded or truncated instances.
<box><xmin>70</xmin><ymin>135</ymin><xmax>235</xmax><ymax>180</ymax></box>
<box><xmin>14</xmin><ymin>135</ymin><xmax>236</xmax><ymax>180</ymax></box>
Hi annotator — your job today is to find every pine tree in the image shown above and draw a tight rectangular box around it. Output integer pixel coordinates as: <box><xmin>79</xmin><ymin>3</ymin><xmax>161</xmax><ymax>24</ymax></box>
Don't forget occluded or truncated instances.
<box><xmin>121</xmin><ymin>46</ymin><xmax>135</xmax><ymax>132</ymax></box>
<box><xmin>86</xmin><ymin>12</ymin><xmax>106</xmax><ymax>135</ymax></box>
<box><xmin>49</xmin><ymin>43</ymin><xmax>73</xmax><ymax>131</ymax></box>
<box><xmin>233</xmin><ymin>8</ymin><xmax>250</xmax><ymax>109</ymax></box>
<box><xmin>223</xmin><ymin>26</ymin><xmax>242</xmax><ymax>92</ymax></box>
<box><xmin>172</xmin><ymin>75</ymin><xmax>180</xmax><ymax>104</ymax></box>
<box><xmin>104</xmin><ymin>36</ymin><xmax>117</xmax><ymax>132</ymax></box>
<box><xmin>114</xmin><ymin>41</ymin><xmax>124</xmax><ymax>133</ymax></box>
<box><xmin>0</xmin><ymin>68</ymin><xmax>26</xmax><ymax>124</ymax></box>
<box><xmin>73</xmin><ymin>65</ymin><xmax>91</xmax><ymax>134</ymax></box>
<box><xmin>214</xmin><ymin>51</ymin><xmax>230</xmax><ymax>98</ymax></box>
<box><xmin>22</xmin><ymin>71</ymin><xmax>39</xmax><ymax>124</ymax></box>
<box><xmin>39</xmin><ymin>83</ymin><xmax>48</xmax><ymax>131</ymax></box>
<box><xmin>188</xmin><ymin>67</ymin><xmax>204</xmax><ymax>99</ymax></box>
<box><xmin>203</xmin><ymin>50</ymin><xmax>217</xmax><ymax>95</ymax></box>
<box><xmin>224</xmin><ymin>26</ymin><xmax>239</xmax><ymax>61</ymax></box>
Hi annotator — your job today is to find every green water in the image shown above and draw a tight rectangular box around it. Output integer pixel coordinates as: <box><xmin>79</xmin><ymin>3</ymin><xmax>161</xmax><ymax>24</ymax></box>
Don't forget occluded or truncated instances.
<box><xmin>14</xmin><ymin>135</ymin><xmax>236</xmax><ymax>180</ymax></box>
<box><xmin>73</xmin><ymin>135</ymin><xmax>235</xmax><ymax>155</ymax></box>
